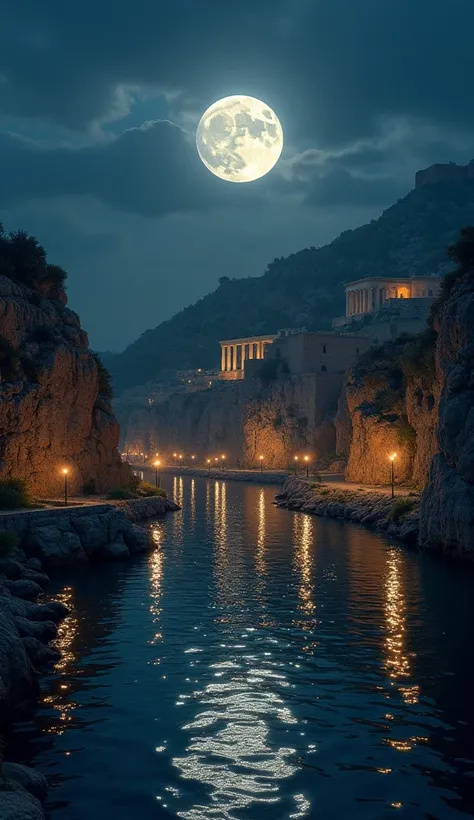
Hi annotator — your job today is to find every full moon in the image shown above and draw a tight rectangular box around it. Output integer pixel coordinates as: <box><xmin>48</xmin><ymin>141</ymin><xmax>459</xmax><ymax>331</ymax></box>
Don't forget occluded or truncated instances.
<box><xmin>196</xmin><ymin>95</ymin><xmax>283</xmax><ymax>183</ymax></box>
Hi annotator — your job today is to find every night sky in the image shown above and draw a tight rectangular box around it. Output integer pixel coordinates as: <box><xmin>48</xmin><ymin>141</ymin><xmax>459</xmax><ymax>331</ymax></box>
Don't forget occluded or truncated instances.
<box><xmin>0</xmin><ymin>0</ymin><xmax>473</xmax><ymax>350</ymax></box>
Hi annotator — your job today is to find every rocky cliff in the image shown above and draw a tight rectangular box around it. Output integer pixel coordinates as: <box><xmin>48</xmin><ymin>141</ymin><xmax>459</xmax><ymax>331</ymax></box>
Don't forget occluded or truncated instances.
<box><xmin>335</xmin><ymin>332</ymin><xmax>440</xmax><ymax>487</ymax></box>
<box><xmin>419</xmin><ymin>240</ymin><xmax>474</xmax><ymax>554</ymax></box>
<box><xmin>0</xmin><ymin>270</ymin><xmax>129</xmax><ymax>497</ymax></box>
<box><xmin>118</xmin><ymin>366</ymin><xmax>338</xmax><ymax>468</ymax></box>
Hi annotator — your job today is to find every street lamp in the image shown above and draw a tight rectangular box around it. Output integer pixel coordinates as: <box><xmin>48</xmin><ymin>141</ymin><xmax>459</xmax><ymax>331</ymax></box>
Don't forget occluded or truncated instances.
<box><xmin>179</xmin><ymin>454</ymin><xmax>183</xmax><ymax>472</ymax></box>
<box><xmin>304</xmin><ymin>455</ymin><xmax>310</xmax><ymax>478</ymax></box>
<box><xmin>389</xmin><ymin>452</ymin><xmax>397</xmax><ymax>498</ymax></box>
<box><xmin>62</xmin><ymin>468</ymin><xmax>69</xmax><ymax>506</ymax></box>
<box><xmin>221</xmin><ymin>454</ymin><xmax>226</xmax><ymax>469</ymax></box>
<box><xmin>259</xmin><ymin>455</ymin><xmax>264</xmax><ymax>473</ymax></box>
<box><xmin>207</xmin><ymin>458</ymin><xmax>211</xmax><ymax>475</ymax></box>
<box><xmin>294</xmin><ymin>456</ymin><xmax>299</xmax><ymax>475</ymax></box>
<box><xmin>173</xmin><ymin>452</ymin><xmax>177</xmax><ymax>465</ymax></box>
<box><xmin>154</xmin><ymin>459</ymin><xmax>161</xmax><ymax>488</ymax></box>
<box><xmin>191</xmin><ymin>455</ymin><xmax>196</xmax><ymax>462</ymax></box>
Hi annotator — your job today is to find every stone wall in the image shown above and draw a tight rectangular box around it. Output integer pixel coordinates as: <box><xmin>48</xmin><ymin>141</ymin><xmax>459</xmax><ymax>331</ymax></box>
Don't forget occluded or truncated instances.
<box><xmin>0</xmin><ymin>275</ymin><xmax>130</xmax><ymax>496</ymax></box>
<box><xmin>0</xmin><ymin>496</ymin><xmax>178</xmax><ymax>566</ymax></box>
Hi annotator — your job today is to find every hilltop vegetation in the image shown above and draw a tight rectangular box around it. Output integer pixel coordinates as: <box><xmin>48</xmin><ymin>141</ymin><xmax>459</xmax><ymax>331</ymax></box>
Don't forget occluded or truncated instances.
<box><xmin>105</xmin><ymin>178</ymin><xmax>474</xmax><ymax>394</ymax></box>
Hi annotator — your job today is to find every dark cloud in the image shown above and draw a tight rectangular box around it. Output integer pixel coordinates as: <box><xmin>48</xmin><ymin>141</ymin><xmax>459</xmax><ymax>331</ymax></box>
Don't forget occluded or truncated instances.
<box><xmin>303</xmin><ymin>168</ymin><xmax>405</xmax><ymax>208</ymax></box>
<box><xmin>0</xmin><ymin>0</ymin><xmax>473</xmax><ymax>149</ymax></box>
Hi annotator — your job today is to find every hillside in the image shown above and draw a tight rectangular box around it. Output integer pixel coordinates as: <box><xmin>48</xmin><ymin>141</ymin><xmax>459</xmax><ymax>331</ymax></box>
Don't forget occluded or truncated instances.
<box><xmin>105</xmin><ymin>178</ymin><xmax>474</xmax><ymax>394</ymax></box>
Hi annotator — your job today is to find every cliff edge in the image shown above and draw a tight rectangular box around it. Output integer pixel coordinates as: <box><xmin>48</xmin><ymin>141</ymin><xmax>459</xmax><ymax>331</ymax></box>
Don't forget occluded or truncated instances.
<box><xmin>419</xmin><ymin>230</ymin><xmax>474</xmax><ymax>554</ymax></box>
<box><xmin>0</xmin><ymin>228</ymin><xmax>130</xmax><ymax>497</ymax></box>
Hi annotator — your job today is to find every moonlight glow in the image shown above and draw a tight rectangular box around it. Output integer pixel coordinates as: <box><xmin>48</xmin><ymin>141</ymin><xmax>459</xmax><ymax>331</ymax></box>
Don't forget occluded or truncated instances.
<box><xmin>196</xmin><ymin>95</ymin><xmax>283</xmax><ymax>183</ymax></box>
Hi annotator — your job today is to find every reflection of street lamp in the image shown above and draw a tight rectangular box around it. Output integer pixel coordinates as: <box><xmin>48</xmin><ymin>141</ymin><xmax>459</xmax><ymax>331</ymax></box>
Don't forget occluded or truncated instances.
<box><xmin>294</xmin><ymin>456</ymin><xmax>299</xmax><ymax>475</ymax></box>
<box><xmin>62</xmin><ymin>468</ymin><xmax>69</xmax><ymax>506</ymax></box>
<box><xmin>259</xmin><ymin>455</ymin><xmax>264</xmax><ymax>473</ymax></box>
<box><xmin>389</xmin><ymin>452</ymin><xmax>397</xmax><ymax>498</ymax></box>
<box><xmin>154</xmin><ymin>460</ymin><xmax>161</xmax><ymax>488</ymax></box>
<box><xmin>207</xmin><ymin>458</ymin><xmax>211</xmax><ymax>475</ymax></box>
<box><xmin>304</xmin><ymin>455</ymin><xmax>310</xmax><ymax>478</ymax></box>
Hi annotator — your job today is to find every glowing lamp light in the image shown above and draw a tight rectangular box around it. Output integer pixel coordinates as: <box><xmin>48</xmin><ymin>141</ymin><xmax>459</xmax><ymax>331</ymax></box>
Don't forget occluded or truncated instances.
<box><xmin>304</xmin><ymin>455</ymin><xmax>310</xmax><ymax>477</ymax></box>
<box><xmin>259</xmin><ymin>455</ymin><xmax>264</xmax><ymax>473</ymax></box>
<box><xmin>61</xmin><ymin>467</ymin><xmax>69</xmax><ymax>506</ymax></box>
<box><xmin>389</xmin><ymin>452</ymin><xmax>397</xmax><ymax>498</ymax></box>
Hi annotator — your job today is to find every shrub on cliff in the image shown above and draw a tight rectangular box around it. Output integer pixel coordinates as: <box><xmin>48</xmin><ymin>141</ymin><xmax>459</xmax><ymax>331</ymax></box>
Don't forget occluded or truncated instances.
<box><xmin>0</xmin><ymin>478</ymin><xmax>31</xmax><ymax>510</ymax></box>
<box><xmin>107</xmin><ymin>487</ymin><xmax>138</xmax><ymax>500</ymax></box>
<box><xmin>0</xmin><ymin>225</ymin><xmax>67</xmax><ymax>298</ymax></box>
<box><xmin>92</xmin><ymin>352</ymin><xmax>113</xmax><ymax>400</ymax></box>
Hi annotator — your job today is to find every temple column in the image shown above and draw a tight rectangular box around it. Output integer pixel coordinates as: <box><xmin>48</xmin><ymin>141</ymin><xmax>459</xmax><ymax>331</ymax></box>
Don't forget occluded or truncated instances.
<box><xmin>345</xmin><ymin>291</ymin><xmax>349</xmax><ymax>316</ymax></box>
<box><xmin>350</xmin><ymin>291</ymin><xmax>355</xmax><ymax>315</ymax></box>
<box><xmin>233</xmin><ymin>345</ymin><xmax>238</xmax><ymax>370</ymax></box>
<box><xmin>226</xmin><ymin>346</ymin><xmax>231</xmax><ymax>371</ymax></box>
<box><xmin>249</xmin><ymin>343</ymin><xmax>254</xmax><ymax>359</ymax></box>
<box><xmin>241</xmin><ymin>343</ymin><xmax>247</xmax><ymax>369</ymax></box>
<box><xmin>355</xmin><ymin>290</ymin><xmax>359</xmax><ymax>314</ymax></box>
<box><xmin>221</xmin><ymin>346</ymin><xmax>226</xmax><ymax>372</ymax></box>
<box><xmin>363</xmin><ymin>289</ymin><xmax>368</xmax><ymax>312</ymax></box>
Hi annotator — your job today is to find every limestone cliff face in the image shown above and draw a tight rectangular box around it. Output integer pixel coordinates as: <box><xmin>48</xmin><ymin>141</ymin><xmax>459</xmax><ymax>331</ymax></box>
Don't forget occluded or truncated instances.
<box><xmin>0</xmin><ymin>276</ymin><xmax>129</xmax><ymax>496</ymax></box>
<box><xmin>336</xmin><ymin>336</ymin><xmax>439</xmax><ymax>487</ymax></box>
<box><xmin>420</xmin><ymin>269</ymin><xmax>474</xmax><ymax>554</ymax></box>
<box><xmin>118</xmin><ymin>369</ymin><xmax>338</xmax><ymax>468</ymax></box>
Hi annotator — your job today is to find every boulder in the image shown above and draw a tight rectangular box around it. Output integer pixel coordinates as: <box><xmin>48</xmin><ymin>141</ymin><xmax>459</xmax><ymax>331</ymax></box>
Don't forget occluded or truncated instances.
<box><xmin>28</xmin><ymin>527</ymin><xmax>86</xmax><ymax>567</ymax></box>
<box><xmin>0</xmin><ymin>560</ymin><xmax>24</xmax><ymax>580</ymax></box>
<box><xmin>25</xmin><ymin>558</ymin><xmax>42</xmax><ymax>572</ymax></box>
<box><xmin>14</xmin><ymin>617</ymin><xmax>57</xmax><ymax>643</ymax></box>
<box><xmin>0</xmin><ymin>606</ymin><xmax>36</xmax><ymax>712</ymax></box>
<box><xmin>2</xmin><ymin>762</ymin><xmax>48</xmax><ymax>803</ymax></box>
<box><xmin>3</xmin><ymin>580</ymin><xmax>42</xmax><ymax>601</ymax></box>
<box><xmin>22</xmin><ymin>637</ymin><xmax>60</xmax><ymax>667</ymax></box>
<box><xmin>71</xmin><ymin>514</ymin><xmax>110</xmax><ymax>555</ymax></box>
<box><xmin>35</xmin><ymin>601</ymin><xmax>69</xmax><ymax>623</ymax></box>
<box><xmin>0</xmin><ymin>789</ymin><xmax>45</xmax><ymax>820</ymax></box>
<box><xmin>22</xmin><ymin>569</ymin><xmax>50</xmax><ymax>589</ymax></box>
<box><xmin>122</xmin><ymin>524</ymin><xmax>154</xmax><ymax>554</ymax></box>
<box><xmin>97</xmin><ymin>538</ymin><xmax>130</xmax><ymax>561</ymax></box>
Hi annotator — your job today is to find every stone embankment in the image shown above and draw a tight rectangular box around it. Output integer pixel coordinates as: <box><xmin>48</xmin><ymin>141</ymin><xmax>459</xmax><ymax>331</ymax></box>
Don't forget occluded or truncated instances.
<box><xmin>164</xmin><ymin>467</ymin><xmax>288</xmax><ymax>485</ymax></box>
<box><xmin>276</xmin><ymin>477</ymin><xmax>420</xmax><ymax>545</ymax></box>
<box><xmin>0</xmin><ymin>551</ymin><xmax>68</xmax><ymax>819</ymax></box>
<box><xmin>0</xmin><ymin>493</ymin><xmax>179</xmax><ymax>816</ymax></box>
<box><xmin>0</xmin><ymin>496</ymin><xmax>179</xmax><ymax>567</ymax></box>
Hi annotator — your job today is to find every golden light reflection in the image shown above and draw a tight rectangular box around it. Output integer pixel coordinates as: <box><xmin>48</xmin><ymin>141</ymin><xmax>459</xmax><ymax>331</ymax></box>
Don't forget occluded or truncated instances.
<box><xmin>255</xmin><ymin>488</ymin><xmax>266</xmax><ymax>577</ymax></box>
<box><xmin>293</xmin><ymin>515</ymin><xmax>316</xmax><ymax>617</ymax></box>
<box><xmin>148</xmin><ymin>544</ymin><xmax>164</xmax><ymax>648</ymax></box>
<box><xmin>43</xmin><ymin>586</ymin><xmax>79</xmax><ymax>735</ymax></box>
<box><xmin>383</xmin><ymin>549</ymin><xmax>419</xmax><ymax>706</ymax></box>
<box><xmin>190</xmin><ymin>478</ymin><xmax>196</xmax><ymax>525</ymax></box>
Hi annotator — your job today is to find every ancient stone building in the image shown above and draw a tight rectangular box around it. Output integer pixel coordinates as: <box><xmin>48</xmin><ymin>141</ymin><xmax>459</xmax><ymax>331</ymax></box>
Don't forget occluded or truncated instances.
<box><xmin>219</xmin><ymin>334</ymin><xmax>277</xmax><ymax>380</ymax></box>
<box><xmin>266</xmin><ymin>331</ymin><xmax>371</xmax><ymax>375</ymax></box>
<box><xmin>333</xmin><ymin>275</ymin><xmax>442</xmax><ymax>343</ymax></box>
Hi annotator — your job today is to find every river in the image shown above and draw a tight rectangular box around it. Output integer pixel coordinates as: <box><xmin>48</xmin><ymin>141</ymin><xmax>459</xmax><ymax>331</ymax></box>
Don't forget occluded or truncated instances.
<box><xmin>5</xmin><ymin>476</ymin><xmax>474</xmax><ymax>819</ymax></box>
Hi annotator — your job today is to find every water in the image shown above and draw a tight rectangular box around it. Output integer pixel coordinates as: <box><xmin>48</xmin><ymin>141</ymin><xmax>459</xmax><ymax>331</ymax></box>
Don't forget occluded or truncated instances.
<box><xmin>5</xmin><ymin>476</ymin><xmax>474</xmax><ymax>819</ymax></box>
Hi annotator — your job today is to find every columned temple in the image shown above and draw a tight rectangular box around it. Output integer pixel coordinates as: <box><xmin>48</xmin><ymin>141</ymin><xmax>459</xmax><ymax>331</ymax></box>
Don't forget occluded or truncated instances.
<box><xmin>219</xmin><ymin>335</ymin><xmax>277</xmax><ymax>380</ymax></box>
<box><xmin>344</xmin><ymin>276</ymin><xmax>441</xmax><ymax>317</ymax></box>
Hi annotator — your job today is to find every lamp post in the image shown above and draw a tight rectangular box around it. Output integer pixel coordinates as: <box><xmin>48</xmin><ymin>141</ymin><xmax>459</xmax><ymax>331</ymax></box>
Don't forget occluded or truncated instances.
<box><xmin>62</xmin><ymin>468</ymin><xmax>69</xmax><ymax>506</ymax></box>
<box><xmin>207</xmin><ymin>458</ymin><xmax>211</xmax><ymax>475</ymax></box>
<box><xmin>294</xmin><ymin>456</ymin><xmax>299</xmax><ymax>475</ymax></box>
<box><xmin>179</xmin><ymin>454</ymin><xmax>183</xmax><ymax>472</ymax></box>
<box><xmin>389</xmin><ymin>452</ymin><xmax>397</xmax><ymax>498</ymax></box>
<box><xmin>304</xmin><ymin>455</ymin><xmax>310</xmax><ymax>478</ymax></box>
<box><xmin>259</xmin><ymin>455</ymin><xmax>264</xmax><ymax>473</ymax></box>
<box><xmin>154</xmin><ymin>460</ymin><xmax>161</xmax><ymax>488</ymax></box>
<box><xmin>191</xmin><ymin>455</ymin><xmax>196</xmax><ymax>464</ymax></box>
<box><xmin>221</xmin><ymin>454</ymin><xmax>226</xmax><ymax>470</ymax></box>
<box><xmin>173</xmin><ymin>452</ymin><xmax>177</xmax><ymax>466</ymax></box>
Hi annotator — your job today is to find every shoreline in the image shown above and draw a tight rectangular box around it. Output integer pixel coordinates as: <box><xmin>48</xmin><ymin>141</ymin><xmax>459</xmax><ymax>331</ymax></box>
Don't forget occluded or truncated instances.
<box><xmin>276</xmin><ymin>476</ymin><xmax>421</xmax><ymax>547</ymax></box>
<box><xmin>144</xmin><ymin>466</ymin><xmax>289</xmax><ymax>485</ymax></box>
